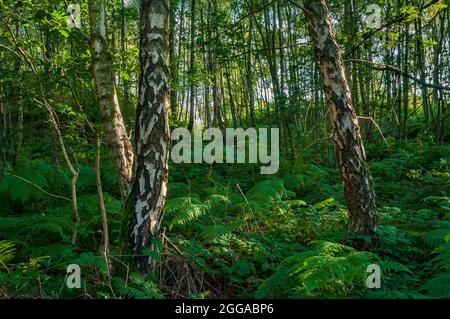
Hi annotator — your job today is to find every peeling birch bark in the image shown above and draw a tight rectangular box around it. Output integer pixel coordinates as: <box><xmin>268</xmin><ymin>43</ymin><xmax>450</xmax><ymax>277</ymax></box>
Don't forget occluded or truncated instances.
<box><xmin>127</xmin><ymin>0</ymin><xmax>171</xmax><ymax>273</ymax></box>
<box><xmin>88</xmin><ymin>0</ymin><xmax>134</xmax><ymax>199</ymax></box>
<box><xmin>303</xmin><ymin>0</ymin><xmax>377</xmax><ymax>245</ymax></box>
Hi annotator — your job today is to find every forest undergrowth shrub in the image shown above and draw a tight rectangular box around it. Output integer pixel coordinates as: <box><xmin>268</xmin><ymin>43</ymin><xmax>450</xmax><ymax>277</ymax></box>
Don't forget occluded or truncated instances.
<box><xmin>0</xmin><ymin>139</ymin><xmax>449</xmax><ymax>298</ymax></box>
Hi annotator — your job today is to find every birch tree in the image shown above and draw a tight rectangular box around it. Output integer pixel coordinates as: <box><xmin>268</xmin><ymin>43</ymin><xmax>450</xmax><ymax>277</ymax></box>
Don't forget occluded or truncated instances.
<box><xmin>127</xmin><ymin>0</ymin><xmax>171</xmax><ymax>272</ymax></box>
<box><xmin>88</xmin><ymin>0</ymin><xmax>134</xmax><ymax>199</ymax></box>
<box><xmin>302</xmin><ymin>0</ymin><xmax>378</xmax><ymax>244</ymax></box>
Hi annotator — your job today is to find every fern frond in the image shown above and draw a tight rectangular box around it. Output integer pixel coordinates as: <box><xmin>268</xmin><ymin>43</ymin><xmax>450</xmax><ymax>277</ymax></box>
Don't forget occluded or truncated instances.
<box><xmin>247</xmin><ymin>178</ymin><xmax>292</xmax><ymax>207</ymax></box>
<box><xmin>0</xmin><ymin>241</ymin><xmax>16</xmax><ymax>270</ymax></box>
<box><xmin>113</xmin><ymin>274</ymin><xmax>164</xmax><ymax>299</ymax></box>
<box><xmin>164</xmin><ymin>195</ymin><xmax>209</xmax><ymax>230</ymax></box>
<box><xmin>379</xmin><ymin>261</ymin><xmax>412</xmax><ymax>274</ymax></box>
<box><xmin>0</xmin><ymin>215</ymin><xmax>74</xmax><ymax>243</ymax></box>
<box><xmin>255</xmin><ymin>241</ymin><xmax>376</xmax><ymax>298</ymax></box>
<box><xmin>201</xmin><ymin>220</ymin><xmax>244</xmax><ymax>240</ymax></box>
<box><xmin>420</xmin><ymin>273</ymin><xmax>450</xmax><ymax>298</ymax></box>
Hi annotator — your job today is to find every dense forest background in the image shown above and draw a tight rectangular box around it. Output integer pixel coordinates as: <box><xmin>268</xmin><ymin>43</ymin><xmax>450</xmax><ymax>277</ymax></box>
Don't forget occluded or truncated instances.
<box><xmin>0</xmin><ymin>0</ymin><xmax>449</xmax><ymax>299</ymax></box>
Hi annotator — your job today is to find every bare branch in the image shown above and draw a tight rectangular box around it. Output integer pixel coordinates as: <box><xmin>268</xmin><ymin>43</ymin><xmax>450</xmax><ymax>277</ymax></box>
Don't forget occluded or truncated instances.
<box><xmin>3</xmin><ymin>170</ymin><xmax>72</xmax><ymax>202</ymax></box>
<box><xmin>348</xmin><ymin>58</ymin><xmax>450</xmax><ymax>91</ymax></box>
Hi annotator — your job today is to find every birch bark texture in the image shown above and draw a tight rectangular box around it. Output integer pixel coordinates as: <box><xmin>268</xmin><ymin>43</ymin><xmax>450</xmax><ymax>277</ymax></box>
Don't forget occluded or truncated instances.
<box><xmin>88</xmin><ymin>0</ymin><xmax>134</xmax><ymax>199</ymax></box>
<box><xmin>302</xmin><ymin>0</ymin><xmax>377</xmax><ymax>243</ymax></box>
<box><xmin>128</xmin><ymin>0</ymin><xmax>171</xmax><ymax>272</ymax></box>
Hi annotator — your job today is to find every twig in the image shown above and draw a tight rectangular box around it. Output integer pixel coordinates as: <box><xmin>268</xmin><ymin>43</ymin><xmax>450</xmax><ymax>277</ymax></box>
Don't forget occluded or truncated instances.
<box><xmin>3</xmin><ymin>170</ymin><xmax>72</xmax><ymax>202</ymax></box>
<box><xmin>162</xmin><ymin>233</ymin><xmax>184</xmax><ymax>256</ymax></box>
<box><xmin>303</xmin><ymin>135</ymin><xmax>333</xmax><ymax>152</ymax></box>
<box><xmin>236</xmin><ymin>184</ymin><xmax>254</xmax><ymax>215</ymax></box>
<box><xmin>348</xmin><ymin>58</ymin><xmax>450</xmax><ymax>91</ymax></box>
<box><xmin>109</xmin><ymin>256</ymin><xmax>129</xmax><ymax>288</ymax></box>
<box><xmin>34</xmin><ymin>98</ymin><xmax>80</xmax><ymax>244</ymax></box>
<box><xmin>95</xmin><ymin>134</ymin><xmax>110</xmax><ymax>265</ymax></box>
<box><xmin>357</xmin><ymin>116</ymin><xmax>389</xmax><ymax>145</ymax></box>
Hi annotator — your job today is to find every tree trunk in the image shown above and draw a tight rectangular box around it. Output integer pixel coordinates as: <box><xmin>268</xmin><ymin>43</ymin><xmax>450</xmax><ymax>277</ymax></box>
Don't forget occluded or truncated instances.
<box><xmin>416</xmin><ymin>17</ymin><xmax>428</xmax><ymax>128</ymax></box>
<box><xmin>302</xmin><ymin>0</ymin><xmax>377</xmax><ymax>245</ymax></box>
<box><xmin>247</xmin><ymin>12</ymin><xmax>255</xmax><ymax>127</ymax></box>
<box><xmin>88</xmin><ymin>0</ymin><xmax>134</xmax><ymax>200</ymax></box>
<box><xmin>169</xmin><ymin>0</ymin><xmax>178</xmax><ymax>118</ymax></box>
<box><xmin>121</xmin><ymin>0</ymin><xmax>130</xmax><ymax>111</ymax></box>
<box><xmin>200</xmin><ymin>0</ymin><xmax>212</xmax><ymax>128</ymax></box>
<box><xmin>226</xmin><ymin>64</ymin><xmax>238</xmax><ymax>129</ymax></box>
<box><xmin>127</xmin><ymin>0</ymin><xmax>171</xmax><ymax>273</ymax></box>
<box><xmin>206</xmin><ymin>0</ymin><xmax>222</xmax><ymax>132</ymax></box>
<box><xmin>402</xmin><ymin>23</ymin><xmax>410</xmax><ymax>139</ymax></box>
<box><xmin>187</xmin><ymin>0</ymin><xmax>196</xmax><ymax>132</ymax></box>
<box><xmin>95</xmin><ymin>134</ymin><xmax>110</xmax><ymax>262</ymax></box>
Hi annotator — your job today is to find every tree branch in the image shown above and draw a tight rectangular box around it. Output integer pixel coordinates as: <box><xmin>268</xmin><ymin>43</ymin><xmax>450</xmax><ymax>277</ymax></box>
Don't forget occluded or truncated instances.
<box><xmin>3</xmin><ymin>170</ymin><xmax>72</xmax><ymax>202</ymax></box>
<box><xmin>345</xmin><ymin>0</ymin><xmax>440</xmax><ymax>57</ymax></box>
<box><xmin>347</xmin><ymin>58</ymin><xmax>450</xmax><ymax>91</ymax></box>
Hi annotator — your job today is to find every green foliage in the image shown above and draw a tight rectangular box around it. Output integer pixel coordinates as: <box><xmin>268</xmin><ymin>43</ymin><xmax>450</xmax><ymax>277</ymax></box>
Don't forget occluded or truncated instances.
<box><xmin>0</xmin><ymin>215</ymin><xmax>75</xmax><ymax>244</ymax></box>
<box><xmin>0</xmin><ymin>161</ymin><xmax>70</xmax><ymax>206</ymax></box>
<box><xmin>164</xmin><ymin>195</ymin><xmax>209</xmax><ymax>230</ymax></box>
<box><xmin>0</xmin><ymin>133</ymin><xmax>449</xmax><ymax>299</ymax></box>
<box><xmin>115</xmin><ymin>273</ymin><xmax>164</xmax><ymax>299</ymax></box>
<box><xmin>0</xmin><ymin>241</ymin><xmax>15</xmax><ymax>270</ymax></box>
<box><xmin>375</xmin><ymin>226</ymin><xmax>422</xmax><ymax>261</ymax></box>
<box><xmin>247</xmin><ymin>178</ymin><xmax>292</xmax><ymax>203</ymax></box>
<box><xmin>420</xmin><ymin>229</ymin><xmax>450</xmax><ymax>298</ymax></box>
<box><xmin>0</xmin><ymin>0</ymin><xmax>448</xmax><ymax>300</ymax></box>
<box><xmin>200</xmin><ymin>220</ymin><xmax>244</xmax><ymax>240</ymax></box>
<box><xmin>255</xmin><ymin>241</ymin><xmax>376</xmax><ymax>298</ymax></box>
<box><xmin>421</xmin><ymin>273</ymin><xmax>450</xmax><ymax>298</ymax></box>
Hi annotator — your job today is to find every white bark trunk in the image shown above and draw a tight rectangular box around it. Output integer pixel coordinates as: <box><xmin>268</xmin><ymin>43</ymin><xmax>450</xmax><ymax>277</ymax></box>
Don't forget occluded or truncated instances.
<box><xmin>303</xmin><ymin>0</ymin><xmax>378</xmax><ymax>245</ymax></box>
<box><xmin>88</xmin><ymin>0</ymin><xmax>134</xmax><ymax>199</ymax></box>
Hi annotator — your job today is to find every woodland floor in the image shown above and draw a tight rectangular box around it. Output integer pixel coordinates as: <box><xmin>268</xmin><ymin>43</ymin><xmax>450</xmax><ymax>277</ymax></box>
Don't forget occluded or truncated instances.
<box><xmin>1</xmin><ymin>137</ymin><xmax>449</xmax><ymax>299</ymax></box>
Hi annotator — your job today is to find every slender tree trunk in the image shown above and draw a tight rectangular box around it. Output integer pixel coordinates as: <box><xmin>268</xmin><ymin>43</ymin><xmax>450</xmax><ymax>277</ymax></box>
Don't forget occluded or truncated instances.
<box><xmin>357</xmin><ymin>50</ymin><xmax>369</xmax><ymax>137</ymax></box>
<box><xmin>419</xmin><ymin>12</ymin><xmax>431</xmax><ymax>129</ymax></box>
<box><xmin>13</xmin><ymin>76</ymin><xmax>23</xmax><ymax>166</ymax></box>
<box><xmin>402</xmin><ymin>24</ymin><xmax>410</xmax><ymax>139</ymax></box>
<box><xmin>261</xmin><ymin>7</ymin><xmax>283</xmax><ymax>138</ymax></box>
<box><xmin>303</xmin><ymin>0</ymin><xmax>377</xmax><ymax>244</ymax></box>
<box><xmin>247</xmin><ymin>12</ymin><xmax>255</xmax><ymax>127</ymax></box>
<box><xmin>126</xmin><ymin>0</ymin><xmax>171</xmax><ymax>273</ymax></box>
<box><xmin>95</xmin><ymin>134</ymin><xmax>110</xmax><ymax>262</ymax></box>
<box><xmin>208</xmin><ymin>0</ymin><xmax>223</xmax><ymax>132</ymax></box>
<box><xmin>177</xmin><ymin>0</ymin><xmax>186</xmax><ymax>121</ymax></box>
<box><xmin>169</xmin><ymin>0</ymin><xmax>178</xmax><ymax>118</ymax></box>
<box><xmin>121</xmin><ymin>0</ymin><xmax>130</xmax><ymax>111</ymax></box>
<box><xmin>14</xmin><ymin>95</ymin><xmax>23</xmax><ymax>168</ymax></box>
<box><xmin>88</xmin><ymin>0</ymin><xmax>134</xmax><ymax>200</ymax></box>
<box><xmin>396</xmin><ymin>33</ymin><xmax>402</xmax><ymax>137</ymax></box>
<box><xmin>0</xmin><ymin>86</ymin><xmax>3</xmax><ymax>165</ymax></box>
<box><xmin>344</xmin><ymin>0</ymin><xmax>360</xmax><ymax>114</ymax></box>
<box><xmin>433</xmin><ymin>11</ymin><xmax>446</xmax><ymax>143</ymax></box>
<box><xmin>187</xmin><ymin>0</ymin><xmax>196</xmax><ymax>131</ymax></box>
<box><xmin>44</xmin><ymin>103</ymin><xmax>80</xmax><ymax>244</ymax></box>
<box><xmin>200</xmin><ymin>0</ymin><xmax>212</xmax><ymax>128</ymax></box>
<box><xmin>12</xmin><ymin>23</ymin><xmax>23</xmax><ymax>168</ymax></box>
<box><xmin>226</xmin><ymin>64</ymin><xmax>238</xmax><ymax>129</ymax></box>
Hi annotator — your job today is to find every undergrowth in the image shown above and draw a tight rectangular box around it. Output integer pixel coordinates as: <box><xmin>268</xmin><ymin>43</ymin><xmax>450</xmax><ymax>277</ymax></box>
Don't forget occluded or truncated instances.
<box><xmin>0</xmin><ymin>139</ymin><xmax>449</xmax><ymax>299</ymax></box>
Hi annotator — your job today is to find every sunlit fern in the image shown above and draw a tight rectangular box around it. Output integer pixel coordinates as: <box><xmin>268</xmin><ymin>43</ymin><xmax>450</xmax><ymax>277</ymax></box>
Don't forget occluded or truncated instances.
<box><xmin>0</xmin><ymin>241</ymin><xmax>15</xmax><ymax>270</ymax></box>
